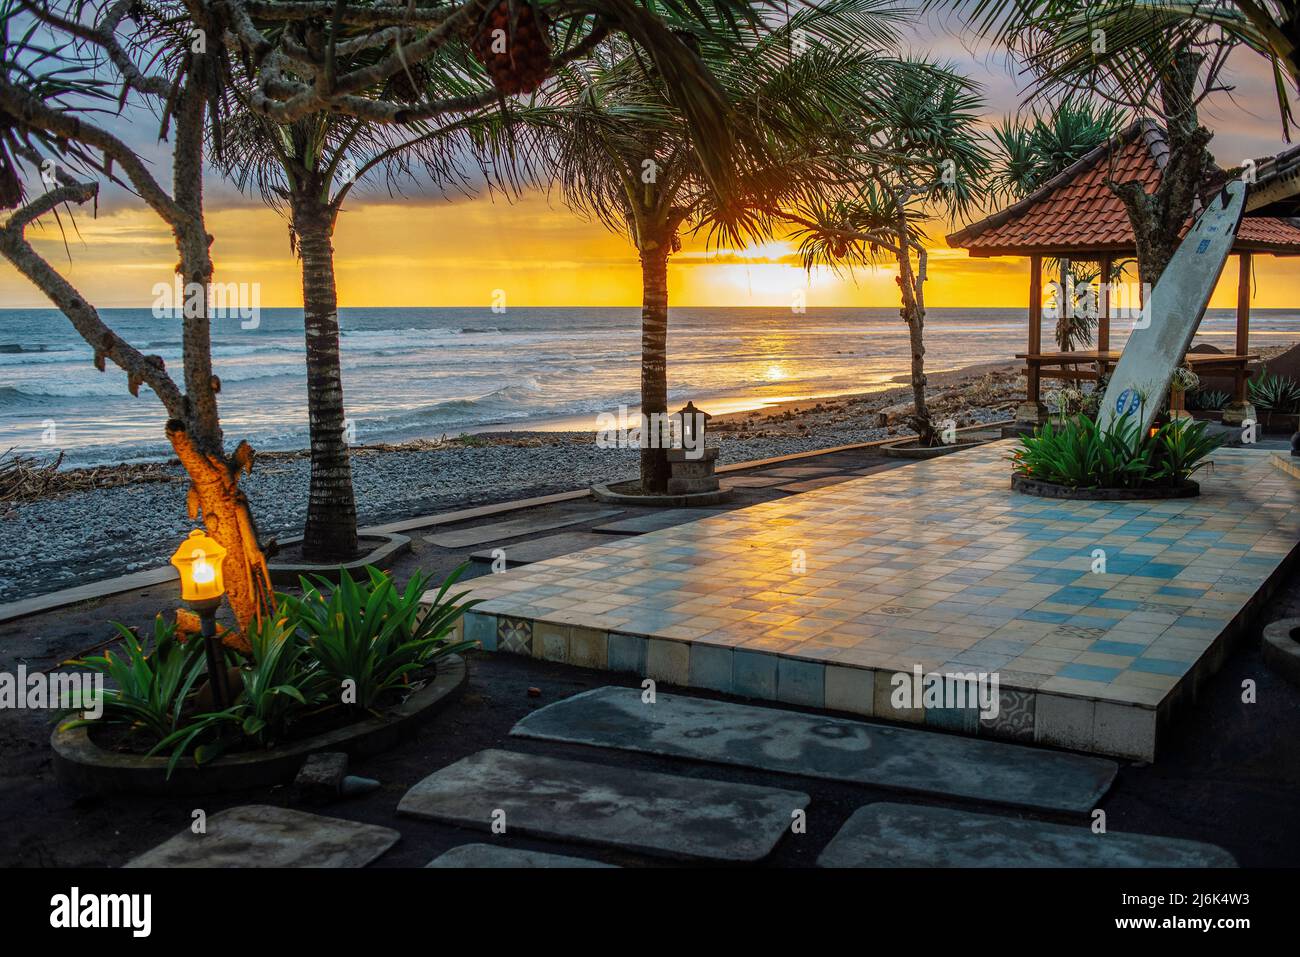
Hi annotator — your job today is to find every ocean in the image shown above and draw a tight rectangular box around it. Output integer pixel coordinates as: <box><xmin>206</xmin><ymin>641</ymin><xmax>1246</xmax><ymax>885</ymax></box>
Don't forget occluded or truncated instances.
<box><xmin>2</xmin><ymin>305</ymin><xmax>1298</xmax><ymax>468</ymax></box>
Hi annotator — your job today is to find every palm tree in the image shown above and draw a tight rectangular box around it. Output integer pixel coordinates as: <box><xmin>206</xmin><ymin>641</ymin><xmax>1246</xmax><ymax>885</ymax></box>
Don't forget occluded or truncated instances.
<box><xmin>990</xmin><ymin>97</ymin><xmax>1123</xmax><ymax>352</ymax></box>
<box><xmin>941</xmin><ymin>0</ymin><xmax>1295</xmax><ymax>284</ymax></box>
<box><xmin>541</xmin><ymin>0</ymin><xmax>905</xmax><ymax>491</ymax></box>
<box><xmin>778</xmin><ymin>65</ymin><xmax>988</xmax><ymax>445</ymax></box>
<box><xmin>218</xmin><ymin>0</ymin><xmax>804</xmax><ymax>557</ymax></box>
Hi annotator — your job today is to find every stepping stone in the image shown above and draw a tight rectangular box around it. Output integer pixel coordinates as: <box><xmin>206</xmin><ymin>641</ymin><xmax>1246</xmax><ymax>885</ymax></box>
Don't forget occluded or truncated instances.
<box><xmin>511</xmin><ymin>687</ymin><xmax>1116</xmax><ymax>815</ymax></box>
<box><xmin>124</xmin><ymin>805</ymin><xmax>400</xmax><ymax>868</ymax></box>
<box><xmin>427</xmin><ymin>844</ymin><xmax>616</xmax><ymax>868</ymax></box>
<box><xmin>426</xmin><ymin>509</ymin><xmax>621</xmax><ymax>547</ymax></box>
<box><xmin>470</xmin><ymin>531</ymin><xmax>610</xmax><ymax>566</ymax></box>
<box><xmin>398</xmin><ymin>749</ymin><xmax>807</xmax><ymax>862</ymax></box>
<box><xmin>762</xmin><ymin>466</ymin><xmax>844</xmax><ymax>478</ymax></box>
<box><xmin>592</xmin><ymin>508</ymin><xmax>728</xmax><ymax>534</ymax></box>
<box><xmin>780</xmin><ymin>475</ymin><xmax>859</xmax><ymax>493</ymax></box>
<box><xmin>720</xmin><ymin>475</ymin><xmax>790</xmax><ymax>489</ymax></box>
<box><xmin>818</xmin><ymin>803</ymin><xmax>1237</xmax><ymax>868</ymax></box>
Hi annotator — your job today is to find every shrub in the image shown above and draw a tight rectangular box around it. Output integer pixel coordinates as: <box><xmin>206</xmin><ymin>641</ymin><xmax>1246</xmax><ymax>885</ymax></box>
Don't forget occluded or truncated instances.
<box><xmin>1248</xmin><ymin>370</ymin><xmax>1300</xmax><ymax>413</ymax></box>
<box><xmin>1012</xmin><ymin>415</ymin><xmax>1221</xmax><ymax>489</ymax></box>
<box><xmin>280</xmin><ymin>564</ymin><xmax>479</xmax><ymax>714</ymax></box>
<box><xmin>66</xmin><ymin>616</ymin><xmax>207</xmax><ymax>743</ymax></box>
<box><xmin>1187</xmin><ymin>388</ymin><xmax>1230</xmax><ymax>412</ymax></box>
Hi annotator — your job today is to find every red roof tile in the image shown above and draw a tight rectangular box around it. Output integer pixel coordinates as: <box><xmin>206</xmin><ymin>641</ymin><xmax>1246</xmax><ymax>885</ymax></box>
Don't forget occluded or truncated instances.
<box><xmin>947</xmin><ymin>121</ymin><xmax>1300</xmax><ymax>256</ymax></box>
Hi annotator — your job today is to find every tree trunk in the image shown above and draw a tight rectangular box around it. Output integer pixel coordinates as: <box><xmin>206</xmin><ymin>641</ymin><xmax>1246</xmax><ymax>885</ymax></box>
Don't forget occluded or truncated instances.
<box><xmin>894</xmin><ymin>213</ymin><xmax>934</xmax><ymax>445</ymax></box>
<box><xmin>639</xmin><ymin>241</ymin><xmax>671</xmax><ymax>494</ymax></box>
<box><xmin>291</xmin><ymin>194</ymin><xmax>360</xmax><ymax>561</ymax></box>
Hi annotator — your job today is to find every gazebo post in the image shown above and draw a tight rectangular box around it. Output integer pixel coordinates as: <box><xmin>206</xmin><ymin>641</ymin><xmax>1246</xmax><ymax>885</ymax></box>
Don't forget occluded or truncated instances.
<box><xmin>1096</xmin><ymin>255</ymin><xmax>1111</xmax><ymax>353</ymax></box>
<box><xmin>1017</xmin><ymin>253</ymin><xmax>1049</xmax><ymax>425</ymax></box>
<box><xmin>1223</xmin><ymin>252</ymin><xmax>1256</xmax><ymax>426</ymax></box>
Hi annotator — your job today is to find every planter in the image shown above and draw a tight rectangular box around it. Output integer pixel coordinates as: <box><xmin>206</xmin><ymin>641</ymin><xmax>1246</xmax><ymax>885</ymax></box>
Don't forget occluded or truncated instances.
<box><xmin>591</xmin><ymin>480</ymin><xmax>732</xmax><ymax>508</ymax></box>
<box><xmin>881</xmin><ymin>436</ymin><xmax>991</xmax><ymax>460</ymax></box>
<box><xmin>1261</xmin><ymin>618</ymin><xmax>1300</xmax><ymax>689</ymax></box>
<box><xmin>51</xmin><ymin>655</ymin><xmax>467</xmax><ymax>796</ymax></box>
<box><xmin>1011</xmin><ymin>474</ymin><xmax>1200</xmax><ymax>501</ymax></box>
<box><xmin>267</xmin><ymin>532</ymin><xmax>411</xmax><ymax>585</ymax></box>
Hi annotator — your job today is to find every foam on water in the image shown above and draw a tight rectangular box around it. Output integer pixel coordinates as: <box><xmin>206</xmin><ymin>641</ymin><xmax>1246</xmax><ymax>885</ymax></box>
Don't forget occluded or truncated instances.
<box><xmin>1</xmin><ymin>305</ymin><xmax>1296</xmax><ymax>466</ymax></box>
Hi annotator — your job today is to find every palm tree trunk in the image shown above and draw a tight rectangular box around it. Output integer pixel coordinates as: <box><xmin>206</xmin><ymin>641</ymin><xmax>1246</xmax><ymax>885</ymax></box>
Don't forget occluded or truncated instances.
<box><xmin>894</xmin><ymin>213</ymin><xmax>934</xmax><ymax>445</ymax></box>
<box><xmin>639</xmin><ymin>242</ymin><xmax>671</xmax><ymax>493</ymax></box>
<box><xmin>291</xmin><ymin>194</ymin><xmax>360</xmax><ymax>561</ymax></box>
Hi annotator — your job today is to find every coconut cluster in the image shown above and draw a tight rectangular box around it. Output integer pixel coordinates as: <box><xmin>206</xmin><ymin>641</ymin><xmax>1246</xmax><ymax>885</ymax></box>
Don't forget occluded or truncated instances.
<box><xmin>470</xmin><ymin>1</ymin><xmax>553</xmax><ymax>97</ymax></box>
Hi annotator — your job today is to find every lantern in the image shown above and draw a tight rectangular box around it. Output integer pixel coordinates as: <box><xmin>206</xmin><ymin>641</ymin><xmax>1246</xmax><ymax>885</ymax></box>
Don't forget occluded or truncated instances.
<box><xmin>170</xmin><ymin>529</ymin><xmax>227</xmax><ymax>605</ymax></box>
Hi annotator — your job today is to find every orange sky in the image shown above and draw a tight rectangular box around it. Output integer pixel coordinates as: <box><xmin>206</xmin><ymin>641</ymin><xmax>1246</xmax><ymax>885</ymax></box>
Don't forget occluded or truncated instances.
<box><xmin>3</xmin><ymin>191</ymin><xmax>1297</xmax><ymax>311</ymax></box>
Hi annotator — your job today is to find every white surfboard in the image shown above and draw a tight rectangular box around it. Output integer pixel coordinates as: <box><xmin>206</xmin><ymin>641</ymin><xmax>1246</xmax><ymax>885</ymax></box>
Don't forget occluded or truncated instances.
<box><xmin>1096</xmin><ymin>180</ymin><xmax>1246</xmax><ymax>436</ymax></box>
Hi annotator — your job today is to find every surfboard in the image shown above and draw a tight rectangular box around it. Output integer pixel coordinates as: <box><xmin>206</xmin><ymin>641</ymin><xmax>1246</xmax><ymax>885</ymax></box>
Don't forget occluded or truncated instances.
<box><xmin>1096</xmin><ymin>180</ymin><xmax>1246</xmax><ymax>436</ymax></box>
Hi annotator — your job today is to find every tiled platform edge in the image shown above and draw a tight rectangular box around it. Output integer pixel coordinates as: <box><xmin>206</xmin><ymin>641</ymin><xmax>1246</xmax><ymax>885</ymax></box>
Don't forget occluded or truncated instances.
<box><xmin>440</xmin><ymin>445</ymin><xmax>1300</xmax><ymax>761</ymax></box>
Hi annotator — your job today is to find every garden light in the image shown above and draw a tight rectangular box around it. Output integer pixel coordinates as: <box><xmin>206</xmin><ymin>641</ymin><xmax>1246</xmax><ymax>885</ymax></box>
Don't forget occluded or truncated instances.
<box><xmin>170</xmin><ymin>529</ymin><xmax>231</xmax><ymax>707</ymax></box>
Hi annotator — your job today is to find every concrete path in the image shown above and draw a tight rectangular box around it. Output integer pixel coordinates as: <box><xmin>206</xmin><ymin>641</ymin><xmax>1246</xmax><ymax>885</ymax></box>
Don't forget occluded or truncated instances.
<box><xmin>592</xmin><ymin>508</ymin><xmax>728</xmax><ymax>534</ymax></box>
<box><xmin>425</xmin><ymin>509</ymin><xmax>621</xmax><ymax>547</ymax></box>
<box><xmin>511</xmin><ymin>687</ymin><xmax>1116</xmax><ymax>814</ymax></box>
<box><xmin>818</xmin><ymin>803</ymin><xmax>1237</xmax><ymax>868</ymax></box>
<box><xmin>124</xmin><ymin>805</ymin><xmax>400</xmax><ymax>868</ymax></box>
<box><xmin>427</xmin><ymin>844</ymin><xmax>616</xmax><ymax>868</ymax></box>
<box><xmin>398</xmin><ymin>748</ymin><xmax>807</xmax><ymax>862</ymax></box>
<box><xmin>470</xmin><ymin>532</ymin><xmax>611</xmax><ymax>566</ymax></box>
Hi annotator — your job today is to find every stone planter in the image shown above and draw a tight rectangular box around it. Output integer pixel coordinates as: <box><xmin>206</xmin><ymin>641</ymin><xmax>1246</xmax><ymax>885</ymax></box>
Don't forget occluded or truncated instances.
<box><xmin>1011</xmin><ymin>474</ymin><xmax>1200</xmax><ymax>500</ymax></box>
<box><xmin>667</xmin><ymin>446</ymin><xmax>720</xmax><ymax>495</ymax></box>
<box><xmin>1262</xmin><ymin>618</ymin><xmax>1300</xmax><ymax>689</ymax></box>
<box><xmin>267</xmin><ymin>532</ymin><xmax>411</xmax><ymax>585</ymax></box>
<box><xmin>881</xmin><ymin>437</ymin><xmax>989</xmax><ymax>460</ymax></box>
<box><xmin>51</xmin><ymin>655</ymin><xmax>466</xmax><ymax>796</ymax></box>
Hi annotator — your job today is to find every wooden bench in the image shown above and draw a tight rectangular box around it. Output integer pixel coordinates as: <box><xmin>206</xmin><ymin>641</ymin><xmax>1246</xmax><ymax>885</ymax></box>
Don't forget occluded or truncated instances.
<box><xmin>1016</xmin><ymin>350</ymin><xmax>1257</xmax><ymax>410</ymax></box>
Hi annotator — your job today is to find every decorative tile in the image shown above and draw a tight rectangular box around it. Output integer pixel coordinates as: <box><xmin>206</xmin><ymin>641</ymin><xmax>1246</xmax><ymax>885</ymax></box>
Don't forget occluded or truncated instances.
<box><xmin>824</xmin><ymin>665</ymin><xmax>874</xmax><ymax>717</ymax></box>
<box><xmin>689</xmin><ymin>644</ymin><xmax>734</xmax><ymax>693</ymax></box>
<box><xmin>1035</xmin><ymin>694</ymin><xmax>1095</xmax><ymax>751</ymax></box>
<box><xmin>777</xmin><ymin>658</ymin><xmax>825</xmax><ymax>708</ymax></box>
<box><xmin>463</xmin><ymin>611</ymin><xmax>496</xmax><ymax>652</ymax></box>
<box><xmin>646</xmin><ymin>638</ymin><xmax>690</xmax><ymax>685</ymax></box>
<box><xmin>733</xmin><ymin>650</ymin><xmax>778</xmax><ymax>699</ymax></box>
<box><xmin>496</xmin><ymin>615</ymin><xmax>531</xmax><ymax>655</ymax></box>
<box><xmin>569</xmin><ymin>627</ymin><xmax>608</xmax><ymax>670</ymax></box>
<box><xmin>607</xmin><ymin>633</ymin><xmax>647</xmax><ymax>674</ymax></box>
<box><xmin>533</xmin><ymin>621</ymin><xmax>570</xmax><ymax>661</ymax></box>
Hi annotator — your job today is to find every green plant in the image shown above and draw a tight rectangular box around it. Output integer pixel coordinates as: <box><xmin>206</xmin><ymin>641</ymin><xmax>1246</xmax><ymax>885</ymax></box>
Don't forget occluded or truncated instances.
<box><xmin>1187</xmin><ymin>388</ymin><xmax>1230</xmax><ymax>412</ymax></box>
<box><xmin>64</xmin><ymin>616</ymin><xmax>207</xmax><ymax>743</ymax></box>
<box><xmin>282</xmin><ymin>564</ymin><xmax>479</xmax><ymax>714</ymax></box>
<box><xmin>1249</xmin><ymin>370</ymin><xmax>1300</xmax><ymax>413</ymax></box>
<box><xmin>1012</xmin><ymin>415</ymin><xmax>1221</xmax><ymax>489</ymax></box>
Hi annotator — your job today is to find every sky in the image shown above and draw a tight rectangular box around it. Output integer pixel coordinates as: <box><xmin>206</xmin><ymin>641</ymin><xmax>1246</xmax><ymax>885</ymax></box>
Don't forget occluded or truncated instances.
<box><xmin>2</xmin><ymin>13</ymin><xmax>1298</xmax><ymax>312</ymax></box>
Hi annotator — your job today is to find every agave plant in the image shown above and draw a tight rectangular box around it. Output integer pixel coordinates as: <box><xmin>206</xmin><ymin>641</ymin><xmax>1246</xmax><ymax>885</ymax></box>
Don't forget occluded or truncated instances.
<box><xmin>1248</xmin><ymin>370</ymin><xmax>1300</xmax><ymax>413</ymax></box>
<box><xmin>1187</xmin><ymin>388</ymin><xmax>1231</xmax><ymax>412</ymax></box>
<box><xmin>282</xmin><ymin>564</ymin><xmax>479</xmax><ymax>714</ymax></box>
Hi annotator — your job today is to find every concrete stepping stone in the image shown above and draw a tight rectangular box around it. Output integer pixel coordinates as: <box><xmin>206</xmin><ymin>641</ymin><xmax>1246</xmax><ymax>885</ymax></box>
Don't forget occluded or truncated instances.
<box><xmin>818</xmin><ymin>803</ymin><xmax>1237</xmax><ymax>868</ymax></box>
<box><xmin>124</xmin><ymin>805</ymin><xmax>400</xmax><ymax>868</ymax></box>
<box><xmin>470</xmin><ymin>531</ymin><xmax>611</xmax><ymax>566</ymax></box>
<box><xmin>592</xmin><ymin>508</ymin><xmax>728</xmax><ymax>534</ymax></box>
<box><xmin>719</xmin><ymin>474</ymin><xmax>790</xmax><ymax>489</ymax></box>
<box><xmin>427</xmin><ymin>843</ymin><xmax>616</xmax><ymax>868</ymax></box>
<box><xmin>398</xmin><ymin>749</ymin><xmax>807</xmax><ymax>862</ymax></box>
<box><xmin>425</xmin><ymin>509</ymin><xmax>621</xmax><ymax>548</ymax></box>
<box><xmin>511</xmin><ymin>687</ymin><xmax>1116</xmax><ymax>814</ymax></box>
<box><xmin>762</xmin><ymin>466</ymin><xmax>844</xmax><ymax>477</ymax></box>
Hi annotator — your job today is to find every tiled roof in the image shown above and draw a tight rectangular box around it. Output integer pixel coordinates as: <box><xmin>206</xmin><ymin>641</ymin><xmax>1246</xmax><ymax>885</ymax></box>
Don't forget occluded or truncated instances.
<box><xmin>947</xmin><ymin>121</ymin><xmax>1300</xmax><ymax>256</ymax></box>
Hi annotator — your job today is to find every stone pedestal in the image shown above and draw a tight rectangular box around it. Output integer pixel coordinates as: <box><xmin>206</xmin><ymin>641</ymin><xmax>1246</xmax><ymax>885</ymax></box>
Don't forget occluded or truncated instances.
<box><xmin>667</xmin><ymin>447</ymin><xmax>719</xmax><ymax>495</ymax></box>
<box><xmin>1221</xmin><ymin>400</ymin><xmax>1257</xmax><ymax>426</ymax></box>
<box><xmin>1015</xmin><ymin>401</ymin><xmax>1049</xmax><ymax>426</ymax></box>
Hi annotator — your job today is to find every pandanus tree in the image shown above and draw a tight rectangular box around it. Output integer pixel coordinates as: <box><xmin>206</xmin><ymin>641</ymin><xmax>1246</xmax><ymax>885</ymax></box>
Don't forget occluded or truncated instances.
<box><xmin>778</xmin><ymin>66</ymin><xmax>987</xmax><ymax>445</ymax></box>
<box><xmin>0</xmin><ymin>0</ymin><xmax>782</xmax><ymax>633</ymax></box>
<box><xmin>541</xmin><ymin>0</ymin><xmax>907</xmax><ymax>492</ymax></box>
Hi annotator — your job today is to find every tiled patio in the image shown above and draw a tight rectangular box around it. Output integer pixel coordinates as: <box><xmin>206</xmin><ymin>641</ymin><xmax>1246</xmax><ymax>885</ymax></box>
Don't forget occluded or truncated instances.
<box><xmin>442</xmin><ymin>442</ymin><xmax>1300</xmax><ymax>760</ymax></box>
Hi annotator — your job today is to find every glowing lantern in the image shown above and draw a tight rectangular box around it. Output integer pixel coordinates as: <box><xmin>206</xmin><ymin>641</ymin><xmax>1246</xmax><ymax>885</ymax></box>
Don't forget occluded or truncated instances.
<box><xmin>170</xmin><ymin>529</ymin><xmax>227</xmax><ymax>605</ymax></box>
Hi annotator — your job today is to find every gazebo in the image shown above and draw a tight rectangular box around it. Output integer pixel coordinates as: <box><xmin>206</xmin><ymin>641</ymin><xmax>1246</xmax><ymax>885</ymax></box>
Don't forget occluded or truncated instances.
<box><xmin>946</xmin><ymin>120</ymin><xmax>1300</xmax><ymax>425</ymax></box>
